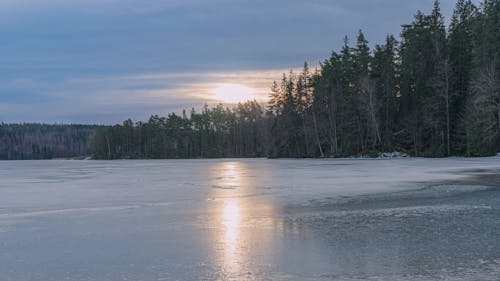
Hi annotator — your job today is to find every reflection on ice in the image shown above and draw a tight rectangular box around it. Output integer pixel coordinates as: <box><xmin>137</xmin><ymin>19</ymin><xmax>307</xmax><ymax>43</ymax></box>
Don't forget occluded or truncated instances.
<box><xmin>208</xmin><ymin>161</ymin><xmax>276</xmax><ymax>278</ymax></box>
<box><xmin>223</xmin><ymin>201</ymin><xmax>240</xmax><ymax>243</ymax></box>
<box><xmin>210</xmin><ymin>161</ymin><xmax>247</xmax><ymax>277</ymax></box>
<box><xmin>222</xmin><ymin>200</ymin><xmax>241</xmax><ymax>274</ymax></box>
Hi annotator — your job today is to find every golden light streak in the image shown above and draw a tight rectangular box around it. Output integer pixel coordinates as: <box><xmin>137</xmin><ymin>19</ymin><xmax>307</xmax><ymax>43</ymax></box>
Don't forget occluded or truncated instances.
<box><xmin>209</xmin><ymin>83</ymin><xmax>268</xmax><ymax>104</ymax></box>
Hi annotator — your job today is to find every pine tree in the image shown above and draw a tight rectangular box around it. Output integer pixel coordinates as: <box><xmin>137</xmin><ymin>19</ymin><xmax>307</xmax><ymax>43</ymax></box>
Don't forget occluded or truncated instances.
<box><xmin>448</xmin><ymin>0</ymin><xmax>478</xmax><ymax>154</ymax></box>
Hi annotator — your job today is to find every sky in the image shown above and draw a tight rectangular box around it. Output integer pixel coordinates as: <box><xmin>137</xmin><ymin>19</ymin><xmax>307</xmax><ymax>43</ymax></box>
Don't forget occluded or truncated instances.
<box><xmin>0</xmin><ymin>0</ymin><xmax>481</xmax><ymax>124</ymax></box>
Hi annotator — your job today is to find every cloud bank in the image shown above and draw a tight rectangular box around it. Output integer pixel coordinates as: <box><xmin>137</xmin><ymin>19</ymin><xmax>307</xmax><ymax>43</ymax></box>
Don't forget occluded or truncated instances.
<box><xmin>0</xmin><ymin>0</ymin><xmax>479</xmax><ymax>124</ymax></box>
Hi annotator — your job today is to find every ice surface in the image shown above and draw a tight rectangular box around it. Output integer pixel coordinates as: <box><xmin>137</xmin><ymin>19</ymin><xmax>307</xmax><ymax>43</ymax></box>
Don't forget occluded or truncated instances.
<box><xmin>0</xmin><ymin>157</ymin><xmax>500</xmax><ymax>280</ymax></box>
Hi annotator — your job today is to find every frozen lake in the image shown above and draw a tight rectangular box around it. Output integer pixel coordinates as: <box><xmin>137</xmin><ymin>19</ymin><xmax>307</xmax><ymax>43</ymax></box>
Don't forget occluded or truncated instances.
<box><xmin>1</xmin><ymin>158</ymin><xmax>500</xmax><ymax>280</ymax></box>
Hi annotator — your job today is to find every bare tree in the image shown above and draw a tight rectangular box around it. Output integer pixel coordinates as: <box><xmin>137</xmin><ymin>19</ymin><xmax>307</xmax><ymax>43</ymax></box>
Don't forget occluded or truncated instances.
<box><xmin>360</xmin><ymin>76</ymin><xmax>382</xmax><ymax>148</ymax></box>
<box><xmin>467</xmin><ymin>60</ymin><xmax>500</xmax><ymax>154</ymax></box>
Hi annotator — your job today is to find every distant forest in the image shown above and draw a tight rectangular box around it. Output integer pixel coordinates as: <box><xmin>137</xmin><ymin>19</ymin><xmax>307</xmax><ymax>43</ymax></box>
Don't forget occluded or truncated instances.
<box><xmin>0</xmin><ymin>124</ymin><xmax>101</xmax><ymax>160</ymax></box>
<box><xmin>89</xmin><ymin>0</ymin><xmax>499</xmax><ymax>159</ymax></box>
<box><xmin>2</xmin><ymin>0</ymin><xmax>498</xmax><ymax>160</ymax></box>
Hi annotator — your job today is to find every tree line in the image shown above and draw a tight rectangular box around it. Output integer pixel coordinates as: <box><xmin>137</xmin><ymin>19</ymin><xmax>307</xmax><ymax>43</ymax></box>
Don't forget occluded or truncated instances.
<box><xmin>89</xmin><ymin>102</ymin><xmax>267</xmax><ymax>159</ymax></box>
<box><xmin>0</xmin><ymin>123</ymin><xmax>101</xmax><ymax>160</ymax></box>
<box><xmin>90</xmin><ymin>0</ymin><xmax>499</xmax><ymax>159</ymax></box>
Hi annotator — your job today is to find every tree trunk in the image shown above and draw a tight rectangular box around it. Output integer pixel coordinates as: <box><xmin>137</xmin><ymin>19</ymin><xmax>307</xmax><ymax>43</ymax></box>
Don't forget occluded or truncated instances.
<box><xmin>445</xmin><ymin>62</ymin><xmax>451</xmax><ymax>156</ymax></box>
<box><xmin>105</xmin><ymin>135</ymin><xmax>111</xmax><ymax>160</ymax></box>
<box><xmin>368</xmin><ymin>85</ymin><xmax>382</xmax><ymax>146</ymax></box>
<box><xmin>311</xmin><ymin>103</ymin><xmax>324</xmax><ymax>157</ymax></box>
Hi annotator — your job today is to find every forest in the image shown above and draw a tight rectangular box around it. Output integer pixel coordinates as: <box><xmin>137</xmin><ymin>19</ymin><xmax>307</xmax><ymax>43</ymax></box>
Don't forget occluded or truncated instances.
<box><xmin>266</xmin><ymin>0</ymin><xmax>499</xmax><ymax>158</ymax></box>
<box><xmin>89</xmin><ymin>0</ymin><xmax>499</xmax><ymax>159</ymax></box>
<box><xmin>89</xmin><ymin>102</ymin><xmax>268</xmax><ymax>159</ymax></box>
<box><xmin>0</xmin><ymin>124</ymin><xmax>101</xmax><ymax>160</ymax></box>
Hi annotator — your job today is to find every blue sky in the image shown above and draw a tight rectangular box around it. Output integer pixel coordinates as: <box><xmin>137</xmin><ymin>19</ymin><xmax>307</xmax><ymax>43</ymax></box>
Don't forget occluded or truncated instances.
<box><xmin>0</xmin><ymin>0</ymin><xmax>479</xmax><ymax>124</ymax></box>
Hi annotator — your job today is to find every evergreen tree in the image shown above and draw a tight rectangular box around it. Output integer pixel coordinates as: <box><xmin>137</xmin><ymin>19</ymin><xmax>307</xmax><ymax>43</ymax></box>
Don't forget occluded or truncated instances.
<box><xmin>448</xmin><ymin>0</ymin><xmax>478</xmax><ymax>154</ymax></box>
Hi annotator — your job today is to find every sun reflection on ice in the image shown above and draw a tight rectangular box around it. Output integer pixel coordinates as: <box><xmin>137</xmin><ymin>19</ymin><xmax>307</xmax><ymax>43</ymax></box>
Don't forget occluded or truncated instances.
<box><xmin>210</xmin><ymin>162</ymin><xmax>246</xmax><ymax>276</ymax></box>
<box><xmin>222</xmin><ymin>200</ymin><xmax>241</xmax><ymax>264</ymax></box>
<box><xmin>208</xmin><ymin>161</ymin><xmax>274</xmax><ymax>278</ymax></box>
<box><xmin>223</xmin><ymin>201</ymin><xmax>241</xmax><ymax>232</ymax></box>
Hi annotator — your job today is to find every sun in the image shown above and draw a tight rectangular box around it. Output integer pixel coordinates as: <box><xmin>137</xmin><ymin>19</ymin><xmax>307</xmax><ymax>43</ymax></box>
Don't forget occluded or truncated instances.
<box><xmin>209</xmin><ymin>83</ymin><xmax>267</xmax><ymax>104</ymax></box>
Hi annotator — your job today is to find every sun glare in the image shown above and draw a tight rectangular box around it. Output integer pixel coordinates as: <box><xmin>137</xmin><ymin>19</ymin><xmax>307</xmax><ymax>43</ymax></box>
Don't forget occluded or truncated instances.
<box><xmin>209</xmin><ymin>83</ymin><xmax>267</xmax><ymax>104</ymax></box>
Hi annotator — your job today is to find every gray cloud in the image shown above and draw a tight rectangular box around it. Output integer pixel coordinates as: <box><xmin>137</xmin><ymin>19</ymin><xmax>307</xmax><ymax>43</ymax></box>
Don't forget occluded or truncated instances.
<box><xmin>0</xmin><ymin>0</ymin><xmax>480</xmax><ymax>124</ymax></box>
<box><xmin>0</xmin><ymin>69</ymin><xmax>289</xmax><ymax>124</ymax></box>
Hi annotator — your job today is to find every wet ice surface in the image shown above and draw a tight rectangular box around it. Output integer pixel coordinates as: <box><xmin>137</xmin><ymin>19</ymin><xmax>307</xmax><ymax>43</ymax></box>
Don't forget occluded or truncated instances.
<box><xmin>1</xmin><ymin>158</ymin><xmax>500</xmax><ymax>280</ymax></box>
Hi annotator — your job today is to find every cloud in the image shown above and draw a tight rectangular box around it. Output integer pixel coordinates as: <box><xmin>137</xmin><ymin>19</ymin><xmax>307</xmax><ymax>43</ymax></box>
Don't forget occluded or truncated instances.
<box><xmin>0</xmin><ymin>0</ymin><xmax>481</xmax><ymax>124</ymax></box>
<box><xmin>0</xmin><ymin>69</ymin><xmax>292</xmax><ymax>124</ymax></box>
